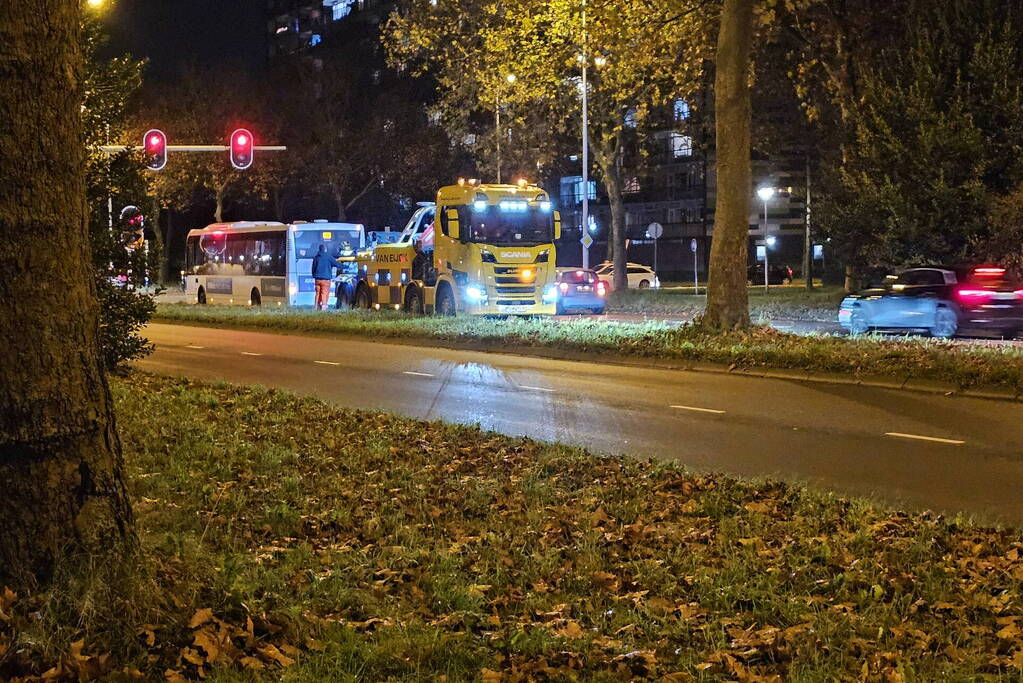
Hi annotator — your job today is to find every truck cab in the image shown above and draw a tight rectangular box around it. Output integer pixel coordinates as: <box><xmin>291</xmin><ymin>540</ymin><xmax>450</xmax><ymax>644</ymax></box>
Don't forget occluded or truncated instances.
<box><xmin>354</xmin><ymin>181</ymin><xmax>561</xmax><ymax>315</ymax></box>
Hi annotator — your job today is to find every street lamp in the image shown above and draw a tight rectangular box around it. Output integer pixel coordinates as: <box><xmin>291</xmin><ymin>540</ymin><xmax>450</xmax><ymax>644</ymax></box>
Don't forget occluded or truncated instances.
<box><xmin>757</xmin><ymin>187</ymin><xmax>775</xmax><ymax>291</ymax></box>
<box><xmin>86</xmin><ymin>0</ymin><xmax>106</xmax><ymax>8</ymax></box>
<box><xmin>495</xmin><ymin>73</ymin><xmax>516</xmax><ymax>184</ymax></box>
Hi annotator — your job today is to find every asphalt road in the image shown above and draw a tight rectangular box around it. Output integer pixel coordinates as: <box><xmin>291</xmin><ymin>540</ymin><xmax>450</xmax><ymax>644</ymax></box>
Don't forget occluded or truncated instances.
<box><xmin>138</xmin><ymin>323</ymin><xmax>1023</xmax><ymax>524</ymax></box>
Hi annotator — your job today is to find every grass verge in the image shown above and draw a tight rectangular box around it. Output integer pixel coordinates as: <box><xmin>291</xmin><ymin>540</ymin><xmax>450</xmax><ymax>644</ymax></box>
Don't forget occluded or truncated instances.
<box><xmin>153</xmin><ymin>304</ymin><xmax>1023</xmax><ymax>394</ymax></box>
<box><xmin>607</xmin><ymin>286</ymin><xmax>846</xmax><ymax>322</ymax></box>
<box><xmin>4</xmin><ymin>373</ymin><xmax>1023</xmax><ymax>680</ymax></box>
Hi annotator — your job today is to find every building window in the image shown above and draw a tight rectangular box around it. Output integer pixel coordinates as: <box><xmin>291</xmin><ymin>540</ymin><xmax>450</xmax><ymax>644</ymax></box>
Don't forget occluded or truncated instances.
<box><xmin>560</xmin><ymin>176</ymin><xmax>596</xmax><ymax>205</ymax></box>
<box><xmin>624</xmin><ymin>108</ymin><xmax>637</xmax><ymax>128</ymax></box>
<box><xmin>670</xmin><ymin>133</ymin><xmax>692</xmax><ymax>158</ymax></box>
<box><xmin>673</xmin><ymin>99</ymin><xmax>690</xmax><ymax>121</ymax></box>
<box><xmin>623</xmin><ymin>177</ymin><xmax>640</xmax><ymax>194</ymax></box>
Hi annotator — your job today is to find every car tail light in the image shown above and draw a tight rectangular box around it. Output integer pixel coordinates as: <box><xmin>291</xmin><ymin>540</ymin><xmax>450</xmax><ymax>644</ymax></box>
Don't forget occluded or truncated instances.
<box><xmin>1015</xmin><ymin>289</ymin><xmax>1023</xmax><ymax>300</ymax></box>
<box><xmin>974</xmin><ymin>266</ymin><xmax>1006</xmax><ymax>277</ymax></box>
<box><xmin>596</xmin><ymin>281</ymin><xmax>608</xmax><ymax>297</ymax></box>
<box><xmin>559</xmin><ymin>282</ymin><xmax>569</xmax><ymax>294</ymax></box>
<box><xmin>957</xmin><ymin>287</ymin><xmax>995</xmax><ymax>303</ymax></box>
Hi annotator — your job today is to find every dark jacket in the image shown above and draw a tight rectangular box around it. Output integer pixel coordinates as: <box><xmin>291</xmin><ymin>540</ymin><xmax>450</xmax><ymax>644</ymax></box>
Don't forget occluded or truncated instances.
<box><xmin>312</xmin><ymin>252</ymin><xmax>344</xmax><ymax>280</ymax></box>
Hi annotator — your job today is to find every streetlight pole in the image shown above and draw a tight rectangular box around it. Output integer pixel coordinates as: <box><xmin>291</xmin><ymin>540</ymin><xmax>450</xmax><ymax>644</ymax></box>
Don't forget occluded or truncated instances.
<box><xmin>757</xmin><ymin>186</ymin><xmax>774</xmax><ymax>291</ymax></box>
<box><xmin>580</xmin><ymin>0</ymin><xmax>590</xmax><ymax>269</ymax></box>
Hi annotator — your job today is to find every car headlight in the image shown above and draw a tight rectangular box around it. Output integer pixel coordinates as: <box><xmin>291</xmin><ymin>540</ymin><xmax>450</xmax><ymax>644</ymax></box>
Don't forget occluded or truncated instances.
<box><xmin>542</xmin><ymin>284</ymin><xmax>559</xmax><ymax>302</ymax></box>
<box><xmin>465</xmin><ymin>285</ymin><xmax>488</xmax><ymax>303</ymax></box>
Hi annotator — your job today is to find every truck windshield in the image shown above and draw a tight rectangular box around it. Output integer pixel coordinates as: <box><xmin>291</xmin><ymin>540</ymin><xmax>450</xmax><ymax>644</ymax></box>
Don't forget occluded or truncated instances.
<box><xmin>467</xmin><ymin>207</ymin><xmax>552</xmax><ymax>246</ymax></box>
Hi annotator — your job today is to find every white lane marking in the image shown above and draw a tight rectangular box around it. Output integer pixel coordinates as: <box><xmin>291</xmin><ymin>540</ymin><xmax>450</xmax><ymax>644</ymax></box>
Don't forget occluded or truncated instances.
<box><xmin>314</xmin><ymin>360</ymin><xmax>340</xmax><ymax>366</ymax></box>
<box><xmin>403</xmin><ymin>371</ymin><xmax>435</xmax><ymax>378</ymax></box>
<box><xmin>185</xmin><ymin>345</ymin><xmax>206</xmax><ymax>349</ymax></box>
<box><xmin>519</xmin><ymin>385</ymin><xmax>556</xmax><ymax>393</ymax></box>
<box><xmin>240</xmin><ymin>352</ymin><xmax>263</xmax><ymax>356</ymax></box>
<box><xmin>670</xmin><ymin>404</ymin><xmax>726</xmax><ymax>415</ymax></box>
<box><xmin>885</xmin><ymin>432</ymin><xmax>965</xmax><ymax>446</ymax></box>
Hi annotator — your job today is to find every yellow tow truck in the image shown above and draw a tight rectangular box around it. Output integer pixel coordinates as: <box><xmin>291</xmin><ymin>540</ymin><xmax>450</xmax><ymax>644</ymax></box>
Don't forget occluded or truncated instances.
<box><xmin>351</xmin><ymin>180</ymin><xmax>561</xmax><ymax>315</ymax></box>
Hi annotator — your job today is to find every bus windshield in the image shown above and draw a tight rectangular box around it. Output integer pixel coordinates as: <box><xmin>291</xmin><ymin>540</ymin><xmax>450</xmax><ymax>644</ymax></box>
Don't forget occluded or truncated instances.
<box><xmin>294</xmin><ymin>228</ymin><xmax>363</xmax><ymax>259</ymax></box>
<box><xmin>466</xmin><ymin>207</ymin><xmax>552</xmax><ymax>246</ymax></box>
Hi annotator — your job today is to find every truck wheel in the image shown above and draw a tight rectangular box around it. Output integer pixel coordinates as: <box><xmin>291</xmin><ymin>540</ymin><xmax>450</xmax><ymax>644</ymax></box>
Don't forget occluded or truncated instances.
<box><xmin>354</xmin><ymin>283</ymin><xmax>372</xmax><ymax>310</ymax></box>
<box><xmin>435</xmin><ymin>284</ymin><xmax>456</xmax><ymax>316</ymax></box>
<box><xmin>335</xmin><ymin>283</ymin><xmax>351</xmax><ymax>309</ymax></box>
<box><xmin>404</xmin><ymin>286</ymin><xmax>424</xmax><ymax>315</ymax></box>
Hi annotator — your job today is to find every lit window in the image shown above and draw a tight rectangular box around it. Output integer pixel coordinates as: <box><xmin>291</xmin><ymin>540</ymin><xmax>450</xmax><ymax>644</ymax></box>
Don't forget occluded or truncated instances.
<box><xmin>559</xmin><ymin>176</ymin><xmax>596</xmax><ymax>204</ymax></box>
<box><xmin>673</xmin><ymin>99</ymin><xmax>690</xmax><ymax>121</ymax></box>
<box><xmin>624</xmin><ymin>108</ymin><xmax>637</xmax><ymax>128</ymax></box>
<box><xmin>670</xmin><ymin>133</ymin><xmax>692</xmax><ymax>158</ymax></box>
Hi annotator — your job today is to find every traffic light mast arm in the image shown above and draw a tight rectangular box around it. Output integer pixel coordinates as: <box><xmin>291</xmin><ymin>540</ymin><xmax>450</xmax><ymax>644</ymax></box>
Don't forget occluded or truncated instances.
<box><xmin>99</xmin><ymin>145</ymin><xmax>287</xmax><ymax>153</ymax></box>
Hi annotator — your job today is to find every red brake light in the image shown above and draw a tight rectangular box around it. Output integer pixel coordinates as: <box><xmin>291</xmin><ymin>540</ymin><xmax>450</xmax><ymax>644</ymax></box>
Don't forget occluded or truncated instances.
<box><xmin>957</xmin><ymin>287</ymin><xmax>995</xmax><ymax>303</ymax></box>
<box><xmin>974</xmin><ymin>266</ymin><xmax>1005</xmax><ymax>277</ymax></box>
<box><xmin>596</xmin><ymin>281</ymin><xmax>607</xmax><ymax>297</ymax></box>
<box><xmin>1015</xmin><ymin>290</ymin><xmax>1023</xmax><ymax>300</ymax></box>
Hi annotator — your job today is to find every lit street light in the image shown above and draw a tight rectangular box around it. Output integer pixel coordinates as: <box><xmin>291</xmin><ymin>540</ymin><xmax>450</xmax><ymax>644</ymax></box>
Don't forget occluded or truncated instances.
<box><xmin>757</xmin><ymin>187</ymin><xmax>775</xmax><ymax>291</ymax></box>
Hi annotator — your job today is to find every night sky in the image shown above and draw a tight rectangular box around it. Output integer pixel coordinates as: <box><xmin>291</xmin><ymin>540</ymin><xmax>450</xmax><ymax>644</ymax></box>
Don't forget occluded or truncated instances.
<box><xmin>102</xmin><ymin>0</ymin><xmax>267</xmax><ymax>81</ymax></box>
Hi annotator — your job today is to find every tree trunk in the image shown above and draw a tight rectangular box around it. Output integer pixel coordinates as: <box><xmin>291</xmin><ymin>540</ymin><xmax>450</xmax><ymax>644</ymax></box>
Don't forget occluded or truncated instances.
<box><xmin>159</xmin><ymin>208</ymin><xmax>176</xmax><ymax>286</ymax></box>
<box><xmin>606</xmin><ymin>172</ymin><xmax>628</xmax><ymax>292</ymax></box>
<box><xmin>703</xmin><ymin>0</ymin><xmax>754</xmax><ymax>330</ymax></box>
<box><xmin>0</xmin><ymin>1</ymin><xmax>134</xmax><ymax>589</ymax></box>
<box><xmin>214</xmin><ymin>185</ymin><xmax>226</xmax><ymax>223</ymax></box>
<box><xmin>272</xmin><ymin>187</ymin><xmax>285</xmax><ymax>222</ymax></box>
<box><xmin>334</xmin><ymin>190</ymin><xmax>347</xmax><ymax>222</ymax></box>
<box><xmin>591</xmin><ymin>136</ymin><xmax>628</xmax><ymax>291</ymax></box>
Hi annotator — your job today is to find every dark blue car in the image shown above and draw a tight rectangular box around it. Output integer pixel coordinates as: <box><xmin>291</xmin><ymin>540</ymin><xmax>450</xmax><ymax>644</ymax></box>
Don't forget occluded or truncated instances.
<box><xmin>555</xmin><ymin>269</ymin><xmax>607</xmax><ymax>315</ymax></box>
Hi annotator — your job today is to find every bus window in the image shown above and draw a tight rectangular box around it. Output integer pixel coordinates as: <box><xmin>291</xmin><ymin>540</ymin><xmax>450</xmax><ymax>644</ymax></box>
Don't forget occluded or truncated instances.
<box><xmin>294</xmin><ymin>228</ymin><xmax>363</xmax><ymax>259</ymax></box>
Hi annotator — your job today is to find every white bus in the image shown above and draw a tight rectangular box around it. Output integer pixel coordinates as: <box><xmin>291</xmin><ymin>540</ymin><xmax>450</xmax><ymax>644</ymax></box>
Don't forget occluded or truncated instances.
<box><xmin>184</xmin><ymin>220</ymin><xmax>365</xmax><ymax>307</ymax></box>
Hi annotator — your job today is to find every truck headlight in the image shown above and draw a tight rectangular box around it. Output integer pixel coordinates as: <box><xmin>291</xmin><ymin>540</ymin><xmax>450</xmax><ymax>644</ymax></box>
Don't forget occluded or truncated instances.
<box><xmin>542</xmin><ymin>284</ymin><xmax>559</xmax><ymax>302</ymax></box>
<box><xmin>465</xmin><ymin>285</ymin><xmax>487</xmax><ymax>303</ymax></box>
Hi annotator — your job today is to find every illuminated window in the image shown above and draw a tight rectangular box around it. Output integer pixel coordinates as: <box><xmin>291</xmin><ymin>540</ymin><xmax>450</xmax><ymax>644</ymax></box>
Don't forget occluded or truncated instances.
<box><xmin>559</xmin><ymin>176</ymin><xmax>596</xmax><ymax>205</ymax></box>
<box><xmin>670</xmin><ymin>133</ymin><xmax>692</xmax><ymax>158</ymax></box>
<box><xmin>673</xmin><ymin>99</ymin><xmax>690</xmax><ymax>121</ymax></box>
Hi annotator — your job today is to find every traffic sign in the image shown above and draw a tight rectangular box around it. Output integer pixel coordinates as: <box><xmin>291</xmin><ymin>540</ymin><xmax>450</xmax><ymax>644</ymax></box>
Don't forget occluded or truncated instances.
<box><xmin>581</xmin><ymin>232</ymin><xmax>594</xmax><ymax>249</ymax></box>
<box><xmin>690</xmin><ymin>238</ymin><xmax>698</xmax><ymax>253</ymax></box>
<box><xmin>646</xmin><ymin>222</ymin><xmax>663</xmax><ymax>240</ymax></box>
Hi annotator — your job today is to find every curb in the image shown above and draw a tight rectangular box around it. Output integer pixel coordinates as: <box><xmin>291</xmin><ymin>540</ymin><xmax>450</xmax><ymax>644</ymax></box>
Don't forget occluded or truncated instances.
<box><xmin>149</xmin><ymin>318</ymin><xmax>1022</xmax><ymax>403</ymax></box>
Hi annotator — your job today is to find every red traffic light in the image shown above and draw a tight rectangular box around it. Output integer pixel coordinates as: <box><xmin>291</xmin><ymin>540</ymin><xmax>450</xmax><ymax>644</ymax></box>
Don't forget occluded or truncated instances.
<box><xmin>143</xmin><ymin>129</ymin><xmax>167</xmax><ymax>170</ymax></box>
<box><xmin>230</xmin><ymin>128</ymin><xmax>253</xmax><ymax>170</ymax></box>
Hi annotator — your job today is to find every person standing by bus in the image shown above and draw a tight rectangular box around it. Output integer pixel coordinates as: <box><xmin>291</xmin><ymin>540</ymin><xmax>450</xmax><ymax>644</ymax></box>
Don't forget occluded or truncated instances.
<box><xmin>311</xmin><ymin>244</ymin><xmax>344</xmax><ymax>310</ymax></box>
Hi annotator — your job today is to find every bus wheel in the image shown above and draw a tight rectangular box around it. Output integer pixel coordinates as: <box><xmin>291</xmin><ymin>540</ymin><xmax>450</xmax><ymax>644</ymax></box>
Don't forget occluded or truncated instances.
<box><xmin>435</xmin><ymin>284</ymin><xmax>456</xmax><ymax>316</ymax></box>
<box><xmin>250</xmin><ymin>288</ymin><xmax>261</xmax><ymax>307</ymax></box>
<box><xmin>404</xmin><ymin>286</ymin><xmax>424</xmax><ymax>315</ymax></box>
<box><xmin>354</xmin><ymin>283</ymin><xmax>372</xmax><ymax>310</ymax></box>
<box><xmin>197</xmin><ymin>287</ymin><xmax>207</xmax><ymax>305</ymax></box>
<box><xmin>335</xmin><ymin>283</ymin><xmax>351</xmax><ymax>309</ymax></box>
